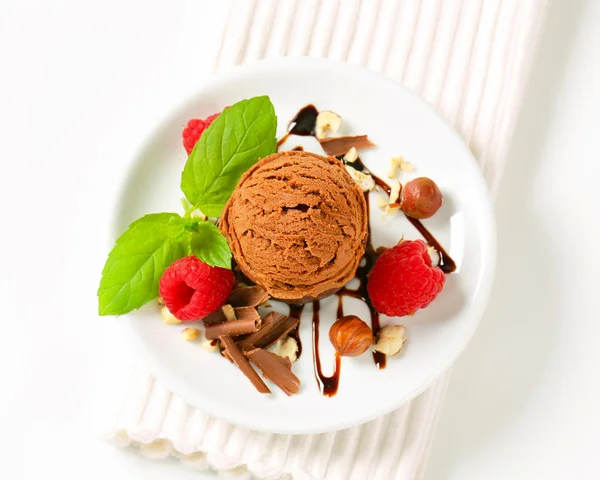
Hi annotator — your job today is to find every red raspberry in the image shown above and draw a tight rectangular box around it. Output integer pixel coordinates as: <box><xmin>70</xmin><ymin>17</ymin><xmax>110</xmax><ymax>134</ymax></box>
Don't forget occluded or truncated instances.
<box><xmin>159</xmin><ymin>256</ymin><xmax>234</xmax><ymax>321</ymax></box>
<box><xmin>367</xmin><ymin>240</ymin><xmax>445</xmax><ymax>317</ymax></box>
<box><xmin>182</xmin><ymin>112</ymin><xmax>221</xmax><ymax>154</ymax></box>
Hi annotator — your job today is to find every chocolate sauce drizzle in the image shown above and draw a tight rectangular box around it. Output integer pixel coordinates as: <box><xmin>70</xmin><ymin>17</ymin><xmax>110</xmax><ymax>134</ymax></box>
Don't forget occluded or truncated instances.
<box><xmin>278</xmin><ymin>105</ymin><xmax>457</xmax><ymax>395</ymax></box>
<box><xmin>288</xmin><ymin>304</ymin><xmax>304</xmax><ymax>360</ymax></box>
<box><xmin>337</xmin><ymin>190</ymin><xmax>386</xmax><ymax>369</ymax></box>
<box><xmin>405</xmin><ymin>216</ymin><xmax>456</xmax><ymax>273</ymax></box>
<box><xmin>340</xmin><ymin>154</ymin><xmax>455</xmax><ymax>274</ymax></box>
<box><xmin>311</xmin><ymin>300</ymin><xmax>341</xmax><ymax>396</ymax></box>
<box><xmin>277</xmin><ymin>104</ymin><xmax>319</xmax><ymax>147</ymax></box>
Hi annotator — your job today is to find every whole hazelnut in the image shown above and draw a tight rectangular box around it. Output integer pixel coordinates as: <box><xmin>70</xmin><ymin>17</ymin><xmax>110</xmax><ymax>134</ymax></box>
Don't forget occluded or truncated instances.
<box><xmin>329</xmin><ymin>315</ymin><xmax>373</xmax><ymax>357</ymax></box>
<box><xmin>401</xmin><ymin>177</ymin><xmax>442</xmax><ymax>219</ymax></box>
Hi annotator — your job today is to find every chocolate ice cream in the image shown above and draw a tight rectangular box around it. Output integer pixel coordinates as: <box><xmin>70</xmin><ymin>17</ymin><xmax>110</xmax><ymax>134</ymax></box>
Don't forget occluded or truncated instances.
<box><xmin>220</xmin><ymin>151</ymin><xmax>368</xmax><ymax>303</ymax></box>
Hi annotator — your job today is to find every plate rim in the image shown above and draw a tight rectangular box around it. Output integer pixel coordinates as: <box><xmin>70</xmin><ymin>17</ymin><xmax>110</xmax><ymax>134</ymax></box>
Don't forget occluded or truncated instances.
<box><xmin>112</xmin><ymin>56</ymin><xmax>497</xmax><ymax>434</ymax></box>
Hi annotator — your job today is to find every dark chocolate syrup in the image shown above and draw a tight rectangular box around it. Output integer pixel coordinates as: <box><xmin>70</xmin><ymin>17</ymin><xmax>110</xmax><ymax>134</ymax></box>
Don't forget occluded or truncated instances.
<box><xmin>336</xmin><ymin>294</ymin><xmax>344</xmax><ymax>319</ymax></box>
<box><xmin>337</xmin><ymin>190</ymin><xmax>386</xmax><ymax>369</ymax></box>
<box><xmin>340</xmin><ymin>154</ymin><xmax>455</xmax><ymax>273</ymax></box>
<box><xmin>337</xmin><ymin>153</ymin><xmax>392</xmax><ymax>196</ymax></box>
<box><xmin>279</xmin><ymin>105</ymin><xmax>457</xmax><ymax>386</ymax></box>
<box><xmin>373</xmin><ymin>176</ymin><xmax>392</xmax><ymax>196</ymax></box>
<box><xmin>405</xmin><ymin>216</ymin><xmax>457</xmax><ymax>273</ymax></box>
<box><xmin>277</xmin><ymin>135</ymin><xmax>289</xmax><ymax>148</ymax></box>
<box><xmin>311</xmin><ymin>300</ymin><xmax>341</xmax><ymax>396</ymax></box>
<box><xmin>288</xmin><ymin>304</ymin><xmax>304</xmax><ymax>359</ymax></box>
<box><xmin>277</xmin><ymin>104</ymin><xmax>319</xmax><ymax>147</ymax></box>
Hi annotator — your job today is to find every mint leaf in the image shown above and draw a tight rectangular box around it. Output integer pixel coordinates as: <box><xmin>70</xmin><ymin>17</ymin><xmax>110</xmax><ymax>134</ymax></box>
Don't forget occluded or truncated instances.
<box><xmin>98</xmin><ymin>213</ymin><xmax>190</xmax><ymax>315</ymax></box>
<box><xmin>181</xmin><ymin>95</ymin><xmax>277</xmax><ymax>217</ymax></box>
<box><xmin>190</xmin><ymin>222</ymin><xmax>232</xmax><ymax>269</ymax></box>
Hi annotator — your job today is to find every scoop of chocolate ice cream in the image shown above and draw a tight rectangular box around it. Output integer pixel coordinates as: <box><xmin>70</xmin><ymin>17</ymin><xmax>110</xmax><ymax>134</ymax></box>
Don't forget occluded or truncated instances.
<box><xmin>220</xmin><ymin>151</ymin><xmax>368</xmax><ymax>303</ymax></box>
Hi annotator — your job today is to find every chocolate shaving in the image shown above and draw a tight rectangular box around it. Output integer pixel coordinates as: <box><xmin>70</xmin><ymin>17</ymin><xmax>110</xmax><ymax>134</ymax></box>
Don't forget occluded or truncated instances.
<box><xmin>239</xmin><ymin>312</ymin><xmax>299</xmax><ymax>350</ymax></box>
<box><xmin>242</xmin><ymin>344</ymin><xmax>292</xmax><ymax>370</ymax></box>
<box><xmin>270</xmin><ymin>350</ymin><xmax>292</xmax><ymax>370</ymax></box>
<box><xmin>221</xmin><ymin>347</ymin><xmax>233</xmax><ymax>363</ymax></box>
<box><xmin>319</xmin><ymin>135</ymin><xmax>375</xmax><ymax>156</ymax></box>
<box><xmin>233</xmin><ymin>306</ymin><xmax>261</xmax><ymax>323</ymax></box>
<box><xmin>227</xmin><ymin>286</ymin><xmax>269</xmax><ymax>308</ymax></box>
<box><xmin>202</xmin><ymin>309</ymin><xmax>227</xmax><ymax>326</ymax></box>
<box><xmin>245</xmin><ymin>348</ymin><xmax>300</xmax><ymax>396</ymax></box>
<box><xmin>219</xmin><ymin>336</ymin><xmax>270</xmax><ymax>394</ymax></box>
<box><xmin>205</xmin><ymin>316</ymin><xmax>261</xmax><ymax>340</ymax></box>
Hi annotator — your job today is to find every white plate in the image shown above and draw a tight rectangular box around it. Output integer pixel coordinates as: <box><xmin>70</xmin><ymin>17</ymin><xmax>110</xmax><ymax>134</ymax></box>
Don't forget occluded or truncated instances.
<box><xmin>113</xmin><ymin>57</ymin><xmax>496</xmax><ymax>434</ymax></box>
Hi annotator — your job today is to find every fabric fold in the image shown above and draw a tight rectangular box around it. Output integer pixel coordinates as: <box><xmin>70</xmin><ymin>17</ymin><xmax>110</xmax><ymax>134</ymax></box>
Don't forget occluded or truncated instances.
<box><xmin>108</xmin><ymin>0</ymin><xmax>548</xmax><ymax>478</ymax></box>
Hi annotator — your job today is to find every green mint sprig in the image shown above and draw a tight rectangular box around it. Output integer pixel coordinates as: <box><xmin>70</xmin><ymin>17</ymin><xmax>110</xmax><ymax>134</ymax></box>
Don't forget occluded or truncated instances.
<box><xmin>98</xmin><ymin>214</ymin><xmax>232</xmax><ymax>315</ymax></box>
<box><xmin>98</xmin><ymin>95</ymin><xmax>277</xmax><ymax>316</ymax></box>
<box><xmin>181</xmin><ymin>95</ymin><xmax>277</xmax><ymax>217</ymax></box>
<box><xmin>189</xmin><ymin>221</ymin><xmax>232</xmax><ymax>270</ymax></box>
<box><xmin>98</xmin><ymin>213</ymin><xmax>191</xmax><ymax>315</ymax></box>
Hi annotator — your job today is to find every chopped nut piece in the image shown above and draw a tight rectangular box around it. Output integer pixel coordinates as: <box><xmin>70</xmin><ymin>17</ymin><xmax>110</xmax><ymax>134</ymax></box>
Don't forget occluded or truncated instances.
<box><xmin>201</xmin><ymin>339</ymin><xmax>220</xmax><ymax>352</ymax></box>
<box><xmin>343</xmin><ymin>147</ymin><xmax>358</xmax><ymax>163</ymax></box>
<box><xmin>390</xmin><ymin>156</ymin><xmax>414</xmax><ymax>173</ymax></box>
<box><xmin>277</xmin><ymin>336</ymin><xmax>299</xmax><ymax>362</ymax></box>
<box><xmin>222</xmin><ymin>304</ymin><xmax>236</xmax><ymax>321</ymax></box>
<box><xmin>427</xmin><ymin>246</ymin><xmax>440</xmax><ymax>267</ymax></box>
<box><xmin>383</xmin><ymin>204</ymin><xmax>401</xmax><ymax>219</ymax></box>
<box><xmin>315</xmin><ymin>110</ymin><xmax>342</xmax><ymax>139</ymax></box>
<box><xmin>345</xmin><ymin>165</ymin><xmax>375</xmax><ymax>192</ymax></box>
<box><xmin>376</xmin><ymin>196</ymin><xmax>389</xmax><ymax>209</ymax></box>
<box><xmin>271</xmin><ymin>338</ymin><xmax>283</xmax><ymax>354</ymax></box>
<box><xmin>181</xmin><ymin>327</ymin><xmax>199</xmax><ymax>341</ymax></box>
<box><xmin>389</xmin><ymin>179</ymin><xmax>401</xmax><ymax>204</ymax></box>
<box><xmin>373</xmin><ymin>325</ymin><xmax>406</xmax><ymax>356</ymax></box>
<box><xmin>161</xmin><ymin>306</ymin><xmax>181</xmax><ymax>325</ymax></box>
<box><xmin>400</xmin><ymin>161</ymin><xmax>414</xmax><ymax>172</ymax></box>
<box><xmin>387</xmin><ymin>157</ymin><xmax>400</xmax><ymax>178</ymax></box>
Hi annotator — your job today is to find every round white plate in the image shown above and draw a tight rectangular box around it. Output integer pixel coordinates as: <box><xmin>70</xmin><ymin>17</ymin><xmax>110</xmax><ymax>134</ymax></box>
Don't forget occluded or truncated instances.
<box><xmin>113</xmin><ymin>57</ymin><xmax>496</xmax><ymax>434</ymax></box>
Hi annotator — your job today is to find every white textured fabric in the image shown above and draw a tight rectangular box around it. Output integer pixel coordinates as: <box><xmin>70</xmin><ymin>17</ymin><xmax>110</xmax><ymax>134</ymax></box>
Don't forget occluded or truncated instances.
<box><xmin>108</xmin><ymin>1</ymin><xmax>547</xmax><ymax>478</ymax></box>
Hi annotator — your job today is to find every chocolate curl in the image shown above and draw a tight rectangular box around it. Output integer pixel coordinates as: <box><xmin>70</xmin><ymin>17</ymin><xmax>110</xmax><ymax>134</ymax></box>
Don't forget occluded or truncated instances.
<box><xmin>239</xmin><ymin>312</ymin><xmax>299</xmax><ymax>350</ymax></box>
<box><xmin>220</xmin><ymin>336</ymin><xmax>270</xmax><ymax>394</ymax></box>
<box><xmin>202</xmin><ymin>308</ymin><xmax>227</xmax><ymax>326</ymax></box>
<box><xmin>234</xmin><ymin>306</ymin><xmax>261</xmax><ymax>323</ymax></box>
<box><xmin>319</xmin><ymin>135</ymin><xmax>375</xmax><ymax>156</ymax></box>
<box><xmin>205</xmin><ymin>315</ymin><xmax>261</xmax><ymax>340</ymax></box>
<box><xmin>244</xmin><ymin>348</ymin><xmax>300</xmax><ymax>396</ymax></box>
<box><xmin>227</xmin><ymin>286</ymin><xmax>269</xmax><ymax>308</ymax></box>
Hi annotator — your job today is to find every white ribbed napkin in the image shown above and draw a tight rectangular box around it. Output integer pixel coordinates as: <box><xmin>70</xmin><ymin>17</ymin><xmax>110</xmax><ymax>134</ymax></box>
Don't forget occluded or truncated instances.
<box><xmin>107</xmin><ymin>1</ymin><xmax>547</xmax><ymax>478</ymax></box>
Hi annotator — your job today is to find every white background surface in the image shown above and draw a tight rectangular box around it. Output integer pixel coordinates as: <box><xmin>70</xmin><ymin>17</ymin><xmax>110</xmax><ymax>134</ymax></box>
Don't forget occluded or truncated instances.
<box><xmin>1</xmin><ymin>1</ymin><xmax>598</xmax><ymax>479</ymax></box>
